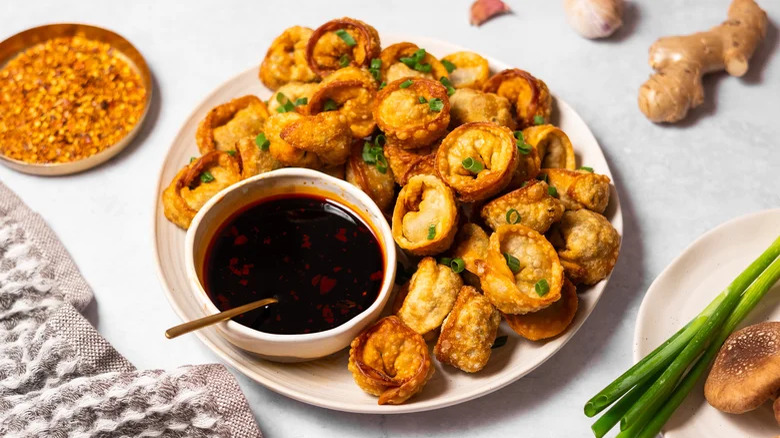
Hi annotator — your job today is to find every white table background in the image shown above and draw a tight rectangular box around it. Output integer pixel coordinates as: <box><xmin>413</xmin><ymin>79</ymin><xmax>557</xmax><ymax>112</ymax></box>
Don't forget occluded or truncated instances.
<box><xmin>2</xmin><ymin>1</ymin><xmax>779</xmax><ymax>436</ymax></box>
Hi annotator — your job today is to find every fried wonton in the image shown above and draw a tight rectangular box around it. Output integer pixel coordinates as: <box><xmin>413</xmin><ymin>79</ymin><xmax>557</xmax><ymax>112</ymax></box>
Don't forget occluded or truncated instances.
<box><xmin>265</xmin><ymin>112</ymin><xmax>321</xmax><ymax>168</ymax></box>
<box><xmin>507</xmin><ymin>143</ymin><xmax>542</xmax><ymax>189</ymax></box>
<box><xmin>482</xmin><ymin>69</ymin><xmax>552</xmax><ymax>129</ymax></box>
<box><xmin>383</xmin><ymin>140</ymin><xmax>438</xmax><ymax>185</ymax></box>
<box><xmin>434</xmin><ymin>286</ymin><xmax>501</xmax><ymax>373</ymax></box>
<box><xmin>504</xmin><ymin>278</ymin><xmax>578</xmax><ymax>341</ymax></box>
<box><xmin>543</xmin><ymin>168</ymin><xmax>611</xmax><ymax>213</ymax></box>
<box><xmin>259</xmin><ymin>26</ymin><xmax>319</xmax><ymax>91</ymax></box>
<box><xmin>267</xmin><ymin>82</ymin><xmax>318</xmax><ymax>114</ymax></box>
<box><xmin>196</xmin><ymin>96</ymin><xmax>269</xmax><ymax>154</ymax></box>
<box><xmin>309</xmin><ymin>68</ymin><xmax>377</xmax><ymax>138</ymax></box>
<box><xmin>348</xmin><ymin>316</ymin><xmax>434</xmax><ymax>405</ymax></box>
<box><xmin>397</xmin><ymin>257</ymin><xmax>463</xmax><ymax>335</ymax></box>
<box><xmin>345</xmin><ymin>140</ymin><xmax>396</xmax><ymax>211</ymax></box>
<box><xmin>480</xmin><ymin>179</ymin><xmax>565</xmax><ymax>233</ymax></box>
<box><xmin>307</xmin><ymin>17</ymin><xmax>381</xmax><ymax>77</ymax></box>
<box><xmin>162</xmin><ymin>151</ymin><xmax>242</xmax><ymax>229</ymax></box>
<box><xmin>435</xmin><ymin>122</ymin><xmax>518</xmax><ymax>202</ymax></box>
<box><xmin>448</xmin><ymin>89</ymin><xmax>516</xmax><ymax>130</ymax></box>
<box><xmin>476</xmin><ymin>224</ymin><xmax>564</xmax><ymax>314</ymax></box>
<box><xmin>392</xmin><ymin>174</ymin><xmax>458</xmax><ymax>256</ymax></box>
<box><xmin>441</xmin><ymin>51</ymin><xmax>490</xmax><ymax>89</ymax></box>
<box><xmin>374</xmin><ymin>78</ymin><xmax>450</xmax><ymax>149</ymax></box>
<box><xmin>379</xmin><ymin>42</ymin><xmax>450</xmax><ymax>83</ymax></box>
<box><xmin>281</xmin><ymin>111</ymin><xmax>352</xmax><ymax>166</ymax></box>
<box><xmin>451</xmin><ymin>223</ymin><xmax>490</xmax><ymax>274</ymax></box>
<box><xmin>235</xmin><ymin>136</ymin><xmax>282</xmax><ymax>179</ymax></box>
<box><xmin>547</xmin><ymin>209</ymin><xmax>620</xmax><ymax>286</ymax></box>
<box><xmin>522</xmin><ymin>124</ymin><xmax>575</xmax><ymax>170</ymax></box>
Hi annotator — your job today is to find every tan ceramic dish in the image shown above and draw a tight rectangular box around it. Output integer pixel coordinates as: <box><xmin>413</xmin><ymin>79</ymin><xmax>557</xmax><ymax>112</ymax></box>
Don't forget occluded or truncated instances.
<box><xmin>154</xmin><ymin>35</ymin><xmax>623</xmax><ymax>413</ymax></box>
<box><xmin>0</xmin><ymin>23</ymin><xmax>153</xmax><ymax>176</ymax></box>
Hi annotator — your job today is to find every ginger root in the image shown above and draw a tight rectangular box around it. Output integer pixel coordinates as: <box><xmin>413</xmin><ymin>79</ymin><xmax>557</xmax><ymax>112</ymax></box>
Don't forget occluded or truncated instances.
<box><xmin>638</xmin><ymin>0</ymin><xmax>767</xmax><ymax>123</ymax></box>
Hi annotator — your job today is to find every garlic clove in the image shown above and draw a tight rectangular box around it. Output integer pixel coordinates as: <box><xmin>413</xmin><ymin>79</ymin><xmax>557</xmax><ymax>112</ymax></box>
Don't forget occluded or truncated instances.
<box><xmin>563</xmin><ymin>0</ymin><xmax>624</xmax><ymax>39</ymax></box>
<box><xmin>470</xmin><ymin>0</ymin><xmax>512</xmax><ymax>26</ymax></box>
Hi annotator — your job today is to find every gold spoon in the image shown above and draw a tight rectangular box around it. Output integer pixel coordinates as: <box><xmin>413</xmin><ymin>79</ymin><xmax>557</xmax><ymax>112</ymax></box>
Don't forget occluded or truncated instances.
<box><xmin>165</xmin><ymin>297</ymin><xmax>278</xmax><ymax>339</ymax></box>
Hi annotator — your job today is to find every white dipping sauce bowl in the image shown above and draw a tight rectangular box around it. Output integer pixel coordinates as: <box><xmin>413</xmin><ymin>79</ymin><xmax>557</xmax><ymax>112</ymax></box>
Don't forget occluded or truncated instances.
<box><xmin>185</xmin><ymin>168</ymin><xmax>397</xmax><ymax>362</ymax></box>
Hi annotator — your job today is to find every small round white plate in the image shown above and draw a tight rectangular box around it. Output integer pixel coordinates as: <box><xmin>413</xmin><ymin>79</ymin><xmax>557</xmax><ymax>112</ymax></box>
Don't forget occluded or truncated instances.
<box><xmin>154</xmin><ymin>34</ymin><xmax>623</xmax><ymax>414</ymax></box>
<box><xmin>634</xmin><ymin>208</ymin><xmax>780</xmax><ymax>437</ymax></box>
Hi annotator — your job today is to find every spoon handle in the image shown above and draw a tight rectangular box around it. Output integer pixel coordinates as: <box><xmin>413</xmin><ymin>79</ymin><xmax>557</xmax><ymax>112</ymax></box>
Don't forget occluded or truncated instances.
<box><xmin>165</xmin><ymin>297</ymin><xmax>278</xmax><ymax>339</ymax></box>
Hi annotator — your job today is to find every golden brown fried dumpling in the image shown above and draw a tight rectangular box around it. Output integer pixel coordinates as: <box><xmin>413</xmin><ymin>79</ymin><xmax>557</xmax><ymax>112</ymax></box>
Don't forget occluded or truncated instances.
<box><xmin>504</xmin><ymin>278</ymin><xmax>578</xmax><ymax>341</ymax></box>
<box><xmin>235</xmin><ymin>136</ymin><xmax>282</xmax><ymax>179</ymax></box>
<box><xmin>435</xmin><ymin>122</ymin><xmax>518</xmax><ymax>202</ymax></box>
<box><xmin>281</xmin><ymin>111</ymin><xmax>351</xmax><ymax>166</ymax></box>
<box><xmin>451</xmin><ymin>223</ymin><xmax>490</xmax><ymax>274</ymax></box>
<box><xmin>547</xmin><ymin>209</ymin><xmax>620</xmax><ymax>286</ymax></box>
<box><xmin>306</xmin><ymin>17</ymin><xmax>381</xmax><ymax>77</ymax></box>
<box><xmin>321</xmin><ymin>164</ymin><xmax>346</xmax><ymax>179</ymax></box>
<box><xmin>162</xmin><ymin>151</ymin><xmax>242</xmax><ymax>229</ymax></box>
<box><xmin>476</xmin><ymin>224</ymin><xmax>564</xmax><ymax>314</ymax></box>
<box><xmin>374</xmin><ymin>78</ymin><xmax>450</xmax><ymax>149</ymax></box>
<box><xmin>397</xmin><ymin>257</ymin><xmax>463</xmax><ymax>336</ymax></box>
<box><xmin>483</xmin><ymin>69</ymin><xmax>552</xmax><ymax>129</ymax></box>
<box><xmin>196</xmin><ymin>96</ymin><xmax>269</xmax><ymax>154</ymax></box>
<box><xmin>379</xmin><ymin>43</ymin><xmax>450</xmax><ymax>83</ymax></box>
<box><xmin>383</xmin><ymin>140</ymin><xmax>438</xmax><ymax>185</ymax></box>
<box><xmin>441</xmin><ymin>51</ymin><xmax>490</xmax><ymax>89</ymax></box>
<box><xmin>544</xmin><ymin>168</ymin><xmax>611</xmax><ymax>213</ymax></box>
<box><xmin>348</xmin><ymin>316</ymin><xmax>434</xmax><ymax>405</ymax></box>
<box><xmin>259</xmin><ymin>26</ymin><xmax>319</xmax><ymax>91</ymax></box>
<box><xmin>448</xmin><ymin>89</ymin><xmax>516</xmax><ymax>130</ymax></box>
<box><xmin>507</xmin><ymin>143</ymin><xmax>542</xmax><ymax>189</ymax></box>
<box><xmin>267</xmin><ymin>82</ymin><xmax>318</xmax><ymax>114</ymax></box>
<box><xmin>480</xmin><ymin>179</ymin><xmax>565</xmax><ymax>233</ymax></box>
<box><xmin>308</xmin><ymin>67</ymin><xmax>377</xmax><ymax>138</ymax></box>
<box><xmin>522</xmin><ymin>124</ymin><xmax>576</xmax><ymax>170</ymax></box>
<box><xmin>392</xmin><ymin>174</ymin><xmax>458</xmax><ymax>256</ymax></box>
<box><xmin>434</xmin><ymin>286</ymin><xmax>501</xmax><ymax>373</ymax></box>
<box><xmin>345</xmin><ymin>140</ymin><xmax>395</xmax><ymax>211</ymax></box>
<box><xmin>264</xmin><ymin>112</ymin><xmax>321</xmax><ymax>168</ymax></box>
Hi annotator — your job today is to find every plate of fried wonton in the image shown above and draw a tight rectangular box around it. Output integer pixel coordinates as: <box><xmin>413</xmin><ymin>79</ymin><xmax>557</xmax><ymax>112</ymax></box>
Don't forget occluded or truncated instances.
<box><xmin>154</xmin><ymin>18</ymin><xmax>622</xmax><ymax>413</ymax></box>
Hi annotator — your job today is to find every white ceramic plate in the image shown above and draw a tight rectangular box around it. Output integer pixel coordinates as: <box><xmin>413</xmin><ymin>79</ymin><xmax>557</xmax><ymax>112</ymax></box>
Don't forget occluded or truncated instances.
<box><xmin>154</xmin><ymin>34</ymin><xmax>623</xmax><ymax>414</ymax></box>
<box><xmin>634</xmin><ymin>209</ymin><xmax>780</xmax><ymax>437</ymax></box>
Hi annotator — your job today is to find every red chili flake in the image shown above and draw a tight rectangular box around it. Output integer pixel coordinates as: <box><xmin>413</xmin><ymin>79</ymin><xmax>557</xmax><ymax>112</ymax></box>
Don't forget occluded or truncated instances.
<box><xmin>229</xmin><ymin>226</ymin><xmax>239</xmax><ymax>236</ymax></box>
<box><xmin>362</xmin><ymin>291</ymin><xmax>367</xmax><ymax>296</ymax></box>
<box><xmin>216</xmin><ymin>295</ymin><xmax>231</xmax><ymax>309</ymax></box>
<box><xmin>283</xmin><ymin>256</ymin><xmax>291</xmax><ymax>263</ymax></box>
<box><xmin>234</xmin><ymin>235</ymin><xmax>248</xmax><ymax>245</ymax></box>
<box><xmin>311</xmin><ymin>274</ymin><xmax>322</xmax><ymax>286</ymax></box>
<box><xmin>276</xmin><ymin>314</ymin><xmax>281</xmax><ymax>321</ymax></box>
<box><xmin>305</xmin><ymin>264</ymin><xmax>310</xmax><ymax>270</ymax></box>
<box><xmin>301</xmin><ymin>234</ymin><xmax>311</xmax><ymax>249</ymax></box>
<box><xmin>263</xmin><ymin>237</ymin><xmax>271</xmax><ymax>245</ymax></box>
<box><xmin>369</xmin><ymin>270</ymin><xmax>383</xmax><ymax>281</ymax></box>
<box><xmin>290</xmin><ymin>290</ymin><xmax>300</xmax><ymax>301</ymax></box>
<box><xmin>322</xmin><ymin>305</ymin><xmax>335</xmax><ymax>324</ymax></box>
<box><xmin>333</xmin><ymin>266</ymin><xmax>343</xmax><ymax>272</ymax></box>
<box><xmin>334</xmin><ymin>227</ymin><xmax>347</xmax><ymax>242</ymax></box>
<box><xmin>320</xmin><ymin>276</ymin><xmax>337</xmax><ymax>294</ymax></box>
<box><xmin>239</xmin><ymin>279</ymin><xmax>248</xmax><ymax>286</ymax></box>
<box><xmin>241</xmin><ymin>264</ymin><xmax>254</xmax><ymax>275</ymax></box>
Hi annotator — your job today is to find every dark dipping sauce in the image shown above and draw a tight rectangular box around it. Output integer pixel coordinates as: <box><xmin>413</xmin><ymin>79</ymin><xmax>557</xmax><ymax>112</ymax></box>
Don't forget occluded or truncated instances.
<box><xmin>203</xmin><ymin>194</ymin><xmax>384</xmax><ymax>335</ymax></box>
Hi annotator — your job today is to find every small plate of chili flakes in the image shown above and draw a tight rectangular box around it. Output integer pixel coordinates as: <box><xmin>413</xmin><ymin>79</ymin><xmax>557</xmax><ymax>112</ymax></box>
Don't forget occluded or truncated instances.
<box><xmin>0</xmin><ymin>23</ymin><xmax>152</xmax><ymax>176</ymax></box>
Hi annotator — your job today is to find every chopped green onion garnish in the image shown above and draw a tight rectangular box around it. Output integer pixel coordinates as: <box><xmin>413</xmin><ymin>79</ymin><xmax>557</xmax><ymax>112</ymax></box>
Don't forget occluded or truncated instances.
<box><xmin>362</xmin><ymin>142</ymin><xmax>378</xmax><ymax>164</ymax></box>
<box><xmin>276</xmin><ymin>101</ymin><xmax>295</xmax><ymax>113</ymax></box>
<box><xmin>339</xmin><ymin>54</ymin><xmax>350</xmax><ymax>68</ymax></box>
<box><xmin>506</xmin><ymin>209</ymin><xmax>521</xmax><ymax>224</ymax></box>
<box><xmin>439</xmin><ymin>77</ymin><xmax>456</xmax><ymax>96</ymax></box>
<box><xmin>375</xmin><ymin>157</ymin><xmax>388</xmax><ymax>174</ymax></box>
<box><xmin>323</xmin><ymin>98</ymin><xmax>338</xmax><ymax>112</ymax></box>
<box><xmin>379</xmin><ymin>81</ymin><xmax>387</xmax><ymax>89</ymax></box>
<box><xmin>335</xmin><ymin>29</ymin><xmax>356</xmax><ymax>47</ymax></box>
<box><xmin>461</xmin><ymin>157</ymin><xmax>484</xmax><ymax>174</ymax></box>
<box><xmin>399</xmin><ymin>79</ymin><xmax>413</xmax><ymax>88</ymax></box>
<box><xmin>276</xmin><ymin>92</ymin><xmax>286</xmax><ymax>103</ymax></box>
<box><xmin>441</xmin><ymin>59</ymin><xmax>456</xmax><ymax>74</ymax></box>
<box><xmin>428</xmin><ymin>98</ymin><xmax>444</xmax><ymax>112</ymax></box>
<box><xmin>535</xmin><ymin>279</ymin><xmax>550</xmax><ymax>296</ymax></box>
<box><xmin>189</xmin><ymin>156</ymin><xmax>196</xmax><ymax>163</ymax></box>
<box><xmin>439</xmin><ymin>257</ymin><xmax>453</xmax><ymax>266</ymax></box>
<box><xmin>520</xmin><ymin>181</ymin><xmax>529</xmax><ymax>188</ymax></box>
<box><xmin>427</xmin><ymin>223</ymin><xmax>437</xmax><ymax>240</ymax></box>
<box><xmin>548</xmin><ymin>186</ymin><xmax>558</xmax><ymax>197</ymax></box>
<box><xmin>537</xmin><ymin>173</ymin><xmax>548</xmax><ymax>183</ymax></box>
<box><xmin>450</xmin><ymin>258</ymin><xmax>465</xmax><ymax>274</ymax></box>
<box><xmin>415</xmin><ymin>62</ymin><xmax>432</xmax><ymax>73</ymax></box>
<box><xmin>492</xmin><ymin>335</ymin><xmax>508</xmax><ymax>349</ymax></box>
<box><xmin>578</xmin><ymin>166</ymin><xmax>594</xmax><ymax>172</ymax></box>
<box><xmin>517</xmin><ymin>143</ymin><xmax>532</xmax><ymax>155</ymax></box>
<box><xmin>369</xmin><ymin>58</ymin><xmax>382</xmax><ymax>81</ymax></box>
<box><xmin>255</xmin><ymin>133</ymin><xmax>270</xmax><ymax>151</ymax></box>
<box><xmin>370</xmin><ymin>58</ymin><xmax>382</xmax><ymax>69</ymax></box>
<box><xmin>362</xmin><ymin>141</ymin><xmax>388</xmax><ymax>174</ymax></box>
<box><xmin>399</xmin><ymin>48</ymin><xmax>431</xmax><ymax>73</ymax></box>
<box><xmin>418</xmin><ymin>96</ymin><xmax>428</xmax><ymax>104</ymax></box>
<box><xmin>504</xmin><ymin>253</ymin><xmax>521</xmax><ymax>273</ymax></box>
<box><xmin>227</xmin><ymin>150</ymin><xmax>236</xmax><ymax>156</ymax></box>
<box><xmin>374</xmin><ymin>134</ymin><xmax>386</xmax><ymax>147</ymax></box>
<box><xmin>200</xmin><ymin>171</ymin><xmax>215</xmax><ymax>183</ymax></box>
<box><xmin>294</xmin><ymin>97</ymin><xmax>308</xmax><ymax>106</ymax></box>
<box><xmin>534</xmin><ymin>115</ymin><xmax>545</xmax><ymax>125</ymax></box>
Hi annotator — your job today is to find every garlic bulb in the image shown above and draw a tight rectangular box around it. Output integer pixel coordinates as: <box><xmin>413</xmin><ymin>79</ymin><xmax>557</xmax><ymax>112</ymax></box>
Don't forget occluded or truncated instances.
<box><xmin>563</xmin><ymin>0</ymin><xmax>624</xmax><ymax>39</ymax></box>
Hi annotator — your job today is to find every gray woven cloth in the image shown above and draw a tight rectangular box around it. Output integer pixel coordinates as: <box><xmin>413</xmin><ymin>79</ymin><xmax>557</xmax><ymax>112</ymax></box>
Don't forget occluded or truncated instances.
<box><xmin>0</xmin><ymin>182</ymin><xmax>262</xmax><ymax>438</ymax></box>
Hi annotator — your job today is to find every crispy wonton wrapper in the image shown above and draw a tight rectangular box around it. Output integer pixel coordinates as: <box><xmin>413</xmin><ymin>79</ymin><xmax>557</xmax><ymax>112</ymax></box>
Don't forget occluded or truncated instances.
<box><xmin>374</xmin><ymin>78</ymin><xmax>450</xmax><ymax>149</ymax></box>
<box><xmin>522</xmin><ymin>124</ymin><xmax>576</xmax><ymax>170</ymax></box>
<box><xmin>434</xmin><ymin>286</ymin><xmax>501</xmax><ymax>373</ymax></box>
<box><xmin>265</xmin><ymin>112</ymin><xmax>321</xmax><ymax>168</ymax></box>
<box><xmin>345</xmin><ymin>140</ymin><xmax>396</xmax><ymax>211</ymax></box>
<box><xmin>162</xmin><ymin>151</ymin><xmax>242</xmax><ymax>229</ymax></box>
<box><xmin>267</xmin><ymin>82</ymin><xmax>318</xmax><ymax>114</ymax></box>
<box><xmin>451</xmin><ymin>222</ymin><xmax>490</xmax><ymax>274</ymax></box>
<box><xmin>348</xmin><ymin>316</ymin><xmax>434</xmax><ymax>405</ymax></box>
<box><xmin>309</xmin><ymin>67</ymin><xmax>377</xmax><ymax>138</ymax></box>
<box><xmin>476</xmin><ymin>224</ymin><xmax>564</xmax><ymax>314</ymax></box>
<box><xmin>235</xmin><ymin>136</ymin><xmax>282</xmax><ymax>179</ymax></box>
<box><xmin>547</xmin><ymin>209</ymin><xmax>620</xmax><ymax>286</ymax></box>
<box><xmin>392</xmin><ymin>174</ymin><xmax>458</xmax><ymax>256</ymax></box>
<box><xmin>543</xmin><ymin>168</ymin><xmax>611</xmax><ymax>213</ymax></box>
<box><xmin>480</xmin><ymin>179</ymin><xmax>565</xmax><ymax>233</ymax></box>
<box><xmin>380</xmin><ymin>42</ymin><xmax>450</xmax><ymax>83</ymax></box>
<box><xmin>196</xmin><ymin>95</ymin><xmax>269</xmax><ymax>154</ymax></box>
<box><xmin>397</xmin><ymin>257</ymin><xmax>463</xmax><ymax>335</ymax></box>
<box><xmin>448</xmin><ymin>88</ymin><xmax>516</xmax><ymax>130</ymax></box>
<box><xmin>482</xmin><ymin>69</ymin><xmax>552</xmax><ymax>129</ymax></box>
<box><xmin>259</xmin><ymin>26</ymin><xmax>319</xmax><ymax>91</ymax></box>
<box><xmin>504</xmin><ymin>278</ymin><xmax>578</xmax><ymax>341</ymax></box>
<box><xmin>383</xmin><ymin>140</ymin><xmax>438</xmax><ymax>185</ymax></box>
<box><xmin>435</xmin><ymin>122</ymin><xmax>518</xmax><ymax>202</ymax></box>
<box><xmin>307</xmin><ymin>17</ymin><xmax>381</xmax><ymax>77</ymax></box>
<box><xmin>441</xmin><ymin>51</ymin><xmax>490</xmax><ymax>89</ymax></box>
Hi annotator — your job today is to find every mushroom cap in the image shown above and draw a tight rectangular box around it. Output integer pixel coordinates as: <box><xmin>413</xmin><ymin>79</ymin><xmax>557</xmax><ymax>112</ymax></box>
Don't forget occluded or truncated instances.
<box><xmin>705</xmin><ymin>321</ymin><xmax>780</xmax><ymax>414</ymax></box>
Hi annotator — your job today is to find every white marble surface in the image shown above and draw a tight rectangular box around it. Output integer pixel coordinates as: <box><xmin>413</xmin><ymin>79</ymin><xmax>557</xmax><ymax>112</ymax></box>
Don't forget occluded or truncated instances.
<box><xmin>2</xmin><ymin>0</ymin><xmax>779</xmax><ymax>436</ymax></box>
